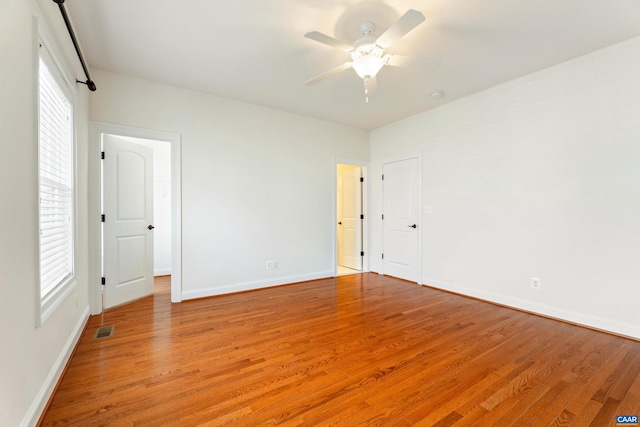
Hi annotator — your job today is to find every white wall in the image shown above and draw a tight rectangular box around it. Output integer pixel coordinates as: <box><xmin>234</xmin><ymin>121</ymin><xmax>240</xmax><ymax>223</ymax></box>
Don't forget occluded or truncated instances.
<box><xmin>152</xmin><ymin>141</ymin><xmax>172</xmax><ymax>275</ymax></box>
<box><xmin>370</xmin><ymin>36</ymin><xmax>640</xmax><ymax>339</ymax></box>
<box><xmin>0</xmin><ymin>1</ymin><xmax>91</xmax><ymax>425</ymax></box>
<box><xmin>89</xmin><ymin>69</ymin><xmax>370</xmax><ymax>298</ymax></box>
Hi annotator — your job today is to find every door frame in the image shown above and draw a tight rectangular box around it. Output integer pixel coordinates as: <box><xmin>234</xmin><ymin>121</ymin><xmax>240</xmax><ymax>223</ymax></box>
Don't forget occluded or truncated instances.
<box><xmin>333</xmin><ymin>157</ymin><xmax>369</xmax><ymax>276</ymax></box>
<box><xmin>89</xmin><ymin>122</ymin><xmax>182</xmax><ymax>314</ymax></box>
<box><xmin>337</xmin><ymin>165</ymin><xmax>363</xmax><ymax>270</ymax></box>
<box><xmin>380</xmin><ymin>152</ymin><xmax>423</xmax><ymax>285</ymax></box>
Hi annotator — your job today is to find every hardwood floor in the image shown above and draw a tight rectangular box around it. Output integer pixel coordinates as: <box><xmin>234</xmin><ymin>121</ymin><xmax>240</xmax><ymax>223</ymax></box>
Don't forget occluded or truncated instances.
<box><xmin>41</xmin><ymin>274</ymin><xmax>640</xmax><ymax>426</ymax></box>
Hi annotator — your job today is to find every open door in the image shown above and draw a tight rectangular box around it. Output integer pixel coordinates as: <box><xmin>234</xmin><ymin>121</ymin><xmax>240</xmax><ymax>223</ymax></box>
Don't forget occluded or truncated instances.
<box><xmin>338</xmin><ymin>166</ymin><xmax>363</xmax><ymax>270</ymax></box>
<box><xmin>102</xmin><ymin>134</ymin><xmax>154</xmax><ymax>308</ymax></box>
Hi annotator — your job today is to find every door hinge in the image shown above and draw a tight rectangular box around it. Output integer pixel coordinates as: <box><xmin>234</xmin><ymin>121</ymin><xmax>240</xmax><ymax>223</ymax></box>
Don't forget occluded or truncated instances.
<box><xmin>101</xmin><ymin>151</ymin><xmax>105</xmax><ymax>159</ymax></box>
<box><xmin>101</xmin><ymin>277</ymin><xmax>106</xmax><ymax>285</ymax></box>
<box><xmin>361</xmin><ymin>251</ymin><xmax>364</xmax><ymax>257</ymax></box>
<box><xmin>381</xmin><ymin>174</ymin><xmax>384</xmax><ymax>180</ymax></box>
<box><xmin>382</xmin><ymin>253</ymin><xmax>384</xmax><ymax>259</ymax></box>
<box><xmin>360</xmin><ymin>177</ymin><xmax>364</xmax><ymax>183</ymax></box>
<box><xmin>101</xmin><ymin>214</ymin><xmax>105</xmax><ymax>222</ymax></box>
<box><xmin>360</xmin><ymin>214</ymin><xmax>364</xmax><ymax>220</ymax></box>
<box><xmin>382</xmin><ymin>214</ymin><xmax>384</xmax><ymax>220</ymax></box>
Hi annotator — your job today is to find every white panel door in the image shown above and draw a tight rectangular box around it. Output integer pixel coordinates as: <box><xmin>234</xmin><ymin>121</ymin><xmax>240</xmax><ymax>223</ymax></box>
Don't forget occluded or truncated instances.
<box><xmin>383</xmin><ymin>157</ymin><xmax>419</xmax><ymax>282</ymax></box>
<box><xmin>103</xmin><ymin>135</ymin><xmax>154</xmax><ymax>308</ymax></box>
<box><xmin>338</xmin><ymin>167</ymin><xmax>362</xmax><ymax>270</ymax></box>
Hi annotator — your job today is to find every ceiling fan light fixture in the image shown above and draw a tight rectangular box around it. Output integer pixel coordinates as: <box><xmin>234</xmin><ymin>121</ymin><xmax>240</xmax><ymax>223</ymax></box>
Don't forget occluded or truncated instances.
<box><xmin>304</xmin><ymin>9</ymin><xmax>427</xmax><ymax>97</ymax></box>
<box><xmin>350</xmin><ymin>44</ymin><xmax>385</xmax><ymax>79</ymax></box>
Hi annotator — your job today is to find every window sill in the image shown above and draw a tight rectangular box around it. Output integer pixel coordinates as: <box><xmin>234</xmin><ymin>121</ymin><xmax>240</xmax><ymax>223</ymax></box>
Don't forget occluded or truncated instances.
<box><xmin>38</xmin><ymin>277</ymin><xmax>77</xmax><ymax>327</ymax></box>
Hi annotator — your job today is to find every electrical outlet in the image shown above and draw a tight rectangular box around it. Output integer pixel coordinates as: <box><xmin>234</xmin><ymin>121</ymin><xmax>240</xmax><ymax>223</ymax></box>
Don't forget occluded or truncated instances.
<box><xmin>273</xmin><ymin>260</ymin><xmax>278</xmax><ymax>269</ymax></box>
<box><xmin>531</xmin><ymin>277</ymin><xmax>541</xmax><ymax>290</ymax></box>
<box><xmin>266</xmin><ymin>260</ymin><xmax>273</xmax><ymax>270</ymax></box>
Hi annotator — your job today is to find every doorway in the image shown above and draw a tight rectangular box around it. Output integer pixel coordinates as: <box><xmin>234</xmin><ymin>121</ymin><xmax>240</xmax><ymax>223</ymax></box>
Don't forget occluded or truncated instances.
<box><xmin>89</xmin><ymin>123</ymin><xmax>182</xmax><ymax>314</ymax></box>
<box><xmin>104</xmin><ymin>135</ymin><xmax>174</xmax><ymax>308</ymax></box>
<box><xmin>335</xmin><ymin>159</ymin><xmax>368</xmax><ymax>277</ymax></box>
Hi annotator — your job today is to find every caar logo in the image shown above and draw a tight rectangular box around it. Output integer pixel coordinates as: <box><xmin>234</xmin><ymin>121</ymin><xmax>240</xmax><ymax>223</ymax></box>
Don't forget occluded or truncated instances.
<box><xmin>617</xmin><ymin>415</ymin><xmax>639</xmax><ymax>425</ymax></box>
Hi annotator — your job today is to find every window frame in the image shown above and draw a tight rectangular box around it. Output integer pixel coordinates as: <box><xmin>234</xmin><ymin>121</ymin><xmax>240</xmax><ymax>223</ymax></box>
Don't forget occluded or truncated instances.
<box><xmin>36</xmin><ymin>32</ymin><xmax>78</xmax><ymax>327</ymax></box>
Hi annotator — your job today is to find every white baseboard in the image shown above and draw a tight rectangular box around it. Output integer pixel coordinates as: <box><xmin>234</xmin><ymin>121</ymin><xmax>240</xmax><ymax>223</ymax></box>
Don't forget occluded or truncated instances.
<box><xmin>182</xmin><ymin>270</ymin><xmax>334</xmax><ymax>300</ymax></box>
<box><xmin>22</xmin><ymin>305</ymin><xmax>90</xmax><ymax>427</ymax></box>
<box><xmin>154</xmin><ymin>268</ymin><xmax>172</xmax><ymax>277</ymax></box>
<box><xmin>423</xmin><ymin>277</ymin><xmax>640</xmax><ymax>340</ymax></box>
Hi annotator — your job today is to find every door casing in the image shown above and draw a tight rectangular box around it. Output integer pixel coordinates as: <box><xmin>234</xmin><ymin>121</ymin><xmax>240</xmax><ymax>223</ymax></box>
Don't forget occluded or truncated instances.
<box><xmin>89</xmin><ymin>122</ymin><xmax>182</xmax><ymax>314</ymax></box>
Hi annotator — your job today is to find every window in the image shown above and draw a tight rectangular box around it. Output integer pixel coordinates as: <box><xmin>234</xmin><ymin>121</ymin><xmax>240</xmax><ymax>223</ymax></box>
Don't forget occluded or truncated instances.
<box><xmin>38</xmin><ymin>42</ymin><xmax>75</xmax><ymax>323</ymax></box>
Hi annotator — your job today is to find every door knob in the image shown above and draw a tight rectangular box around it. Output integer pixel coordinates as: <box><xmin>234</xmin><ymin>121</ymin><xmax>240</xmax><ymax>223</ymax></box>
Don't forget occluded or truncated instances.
<box><xmin>148</xmin><ymin>225</ymin><xmax>155</xmax><ymax>230</ymax></box>
<box><xmin>408</xmin><ymin>224</ymin><xmax>417</xmax><ymax>228</ymax></box>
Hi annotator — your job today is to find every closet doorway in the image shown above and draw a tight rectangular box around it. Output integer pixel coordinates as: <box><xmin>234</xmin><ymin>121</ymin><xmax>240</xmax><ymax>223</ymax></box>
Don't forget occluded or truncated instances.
<box><xmin>336</xmin><ymin>161</ymin><xmax>367</xmax><ymax>276</ymax></box>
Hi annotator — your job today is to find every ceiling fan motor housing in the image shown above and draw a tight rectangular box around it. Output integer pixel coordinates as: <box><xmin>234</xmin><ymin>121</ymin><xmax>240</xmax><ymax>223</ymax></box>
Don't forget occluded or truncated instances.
<box><xmin>358</xmin><ymin>21</ymin><xmax>376</xmax><ymax>36</ymax></box>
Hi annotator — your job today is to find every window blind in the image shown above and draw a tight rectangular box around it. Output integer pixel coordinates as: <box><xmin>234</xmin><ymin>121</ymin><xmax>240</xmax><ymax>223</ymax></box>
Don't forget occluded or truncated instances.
<box><xmin>39</xmin><ymin>57</ymin><xmax>73</xmax><ymax>297</ymax></box>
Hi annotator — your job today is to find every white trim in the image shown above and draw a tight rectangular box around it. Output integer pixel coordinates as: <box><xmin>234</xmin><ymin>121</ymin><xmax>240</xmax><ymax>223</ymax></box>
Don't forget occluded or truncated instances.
<box><xmin>182</xmin><ymin>271</ymin><xmax>334</xmax><ymax>300</ymax></box>
<box><xmin>170</xmin><ymin>134</ymin><xmax>182</xmax><ymax>303</ymax></box>
<box><xmin>40</xmin><ymin>280</ymin><xmax>77</xmax><ymax>325</ymax></box>
<box><xmin>35</xmin><ymin>16</ymin><xmax>79</xmax><ymax>326</ymax></box>
<box><xmin>423</xmin><ymin>278</ymin><xmax>640</xmax><ymax>340</ymax></box>
<box><xmin>89</xmin><ymin>122</ymin><xmax>182</xmax><ymax>315</ymax></box>
<box><xmin>88</xmin><ymin>124</ymin><xmax>102</xmax><ymax>314</ymax></box>
<box><xmin>21</xmin><ymin>305</ymin><xmax>90</xmax><ymax>427</ymax></box>
<box><xmin>34</xmin><ymin>13</ymin><xmax>76</xmax><ymax>97</ymax></box>
<box><xmin>333</xmin><ymin>157</ymin><xmax>370</xmax><ymax>278</ymax></box>
<box><xmin>379</xmin><ymin>152</ymin><xmax>423</xmax><ymax>284</ymax></box>
<box><xmin>154</xmin><ymin>268</ymin><xmax>172</xmax><ymax>277</ymax></box>
<box><xmin>32</xmin><ymin>15</ymin><xmax>41</xmax><ymax>324</ymax></box>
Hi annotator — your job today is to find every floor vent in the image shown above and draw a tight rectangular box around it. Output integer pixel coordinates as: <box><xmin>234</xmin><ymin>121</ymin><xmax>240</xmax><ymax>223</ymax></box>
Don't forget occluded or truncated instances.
<box><xmin>94</xmin><ymin>326</ymin><xmax>115</xmax><ymax>339</ymax></box>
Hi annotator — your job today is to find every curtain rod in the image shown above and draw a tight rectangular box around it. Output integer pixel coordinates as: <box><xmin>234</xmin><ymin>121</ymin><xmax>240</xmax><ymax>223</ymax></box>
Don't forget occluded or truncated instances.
<box><xmin>53</xmin><ymin>0</ymin><xmax>96</xmax><ymax>91</ymax></box>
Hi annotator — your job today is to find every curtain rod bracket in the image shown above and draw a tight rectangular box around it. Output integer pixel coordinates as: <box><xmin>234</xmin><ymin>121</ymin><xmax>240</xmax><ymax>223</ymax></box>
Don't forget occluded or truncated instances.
<box><xmin>76</xmin><ymin>79</ymin><xmax>97</xmax><ymax>91</ymax></box>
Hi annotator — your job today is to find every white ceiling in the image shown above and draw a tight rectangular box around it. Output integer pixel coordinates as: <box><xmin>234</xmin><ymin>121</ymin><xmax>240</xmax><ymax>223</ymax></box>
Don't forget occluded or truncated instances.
<box><xmin>65</xmin><ymin>0</ymin><xmax>640</xmax><ymax>130</ymax></box>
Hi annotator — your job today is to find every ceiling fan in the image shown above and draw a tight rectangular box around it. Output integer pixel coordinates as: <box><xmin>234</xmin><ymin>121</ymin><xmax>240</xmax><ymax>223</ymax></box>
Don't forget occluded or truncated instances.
<box><xmin>304</xmin><ymin>9</ymin><xmax>427</xmax><ymax>102</ymax></box>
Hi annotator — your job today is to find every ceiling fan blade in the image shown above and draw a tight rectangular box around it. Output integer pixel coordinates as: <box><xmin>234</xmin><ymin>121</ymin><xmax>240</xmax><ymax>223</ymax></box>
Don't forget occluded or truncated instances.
<box><xmin>304</xmin><ymin>31</ymin><xmax>354</xmax><ymax>51</ymax></box>
<box><xmin>305</xmin><ymin>63</ymin><xmax>352</xmax><ymax>86</ymax></box>
<box><xmin>376</xmin><ymin>9</ymin><xmax>425</xmax><ymax>49</ymax></box>
<box><xmin>386</xmin><ymin>54</ymin><xmax>441</xmax><ymax>71</ymax></box>
<box><xmin>364</xmin><ymin>76</ymin><xmax>378</xmax><ymax>102</ymax></box>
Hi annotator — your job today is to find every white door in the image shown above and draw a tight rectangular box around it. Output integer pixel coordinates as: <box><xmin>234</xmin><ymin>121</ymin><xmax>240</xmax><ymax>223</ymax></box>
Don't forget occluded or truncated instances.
<box><xmin>382</xmin><ymin>157</ymin><xmax>419</xmax><ymax>282</ymax></box>
<box><xmin>338</xmin><ymin>167</ymin><xmax>362</xmax><ymax>270</ymax></box>
<box><xmin>103</xmin><ymin>134</ymin><xmax>154</xmax><ymax>308</ymax></box>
